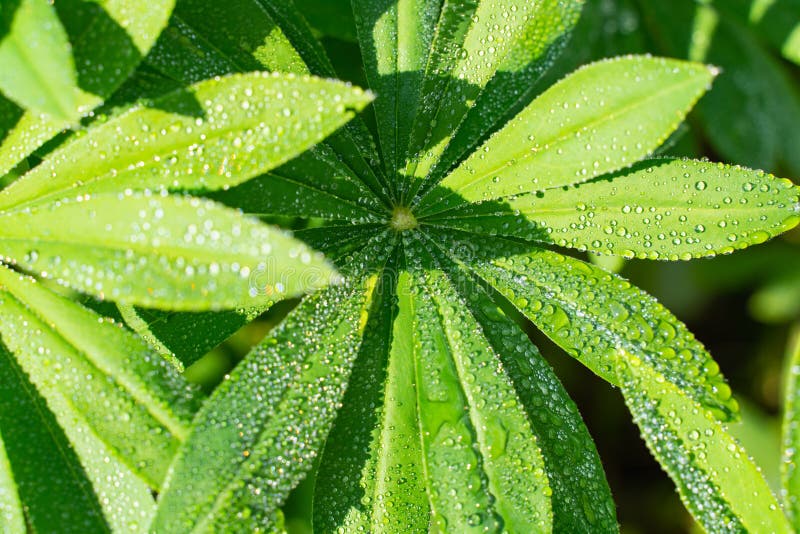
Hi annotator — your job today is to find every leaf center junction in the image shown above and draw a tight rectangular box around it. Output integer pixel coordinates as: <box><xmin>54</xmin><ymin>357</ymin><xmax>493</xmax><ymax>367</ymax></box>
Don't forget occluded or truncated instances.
<box><xmin>390</xmin><ymin>206</ymin><xmax>418</xmax><ymax>231</ymax></box>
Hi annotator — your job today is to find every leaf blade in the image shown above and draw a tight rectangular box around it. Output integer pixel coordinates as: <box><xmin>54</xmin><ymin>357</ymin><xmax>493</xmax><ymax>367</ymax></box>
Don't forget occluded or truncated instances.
<box><xmin>419</xmin><ymin>56</ymin><xmax>715</xmax><ymax>215</ymax></box>
<box><xmin>618</xmin><ymin>351</ymin><xmax>791</xmax><ymax>533</ymax></box>
<box><xmin>0</xmin><ymin>193</ymin><xmax>336</xmax><ymax>310</ymax></box>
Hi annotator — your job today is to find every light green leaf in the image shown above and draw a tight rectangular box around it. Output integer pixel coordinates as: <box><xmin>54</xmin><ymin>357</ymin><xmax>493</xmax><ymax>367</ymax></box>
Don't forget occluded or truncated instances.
<box><xmin>0</xmin><ymin>339</ymin><xmax>158</xmax><ymax>532</ymax></box>
<box><xmin>418</xmin><ymin>56</ymin><xmax>715</xmax><ymax>216</ymax></box>
<box><xmin>426</xmin><ymin>158</ymin><xmax>800</xmax><ymax>260</ymax></box>
<box><xmin>152</xmin><ymin>242</ymin><xmax>391</xmax><ymax>532</ymax></box>
<box><xmin>435</xmin><ymin>228</ymin><xmax>739</xmax><ymax>420</ymax></box>
<box><xmin>403</xmin><ymin>0</ymin><xmax>585</xmax><ymax>201</ymax></box>
<box><xmin>0</xmin><ymin>73</ymin><xmax>373</xmax><ymax>211</ymax></box>
<box><xmin>0</xmin><ymin>192</ymin><xmax>336</xmax><ymax>310</ymax></box>
<box><xmin>0</xmin><ymin>265</ymin><xmax>202</xmax><ymax>488</ymax></box>
<box><xmin>782</xmin><ymin>324</ymin><xmax>800</xmax><ymax>527</ymax></box>
<box><xmin>0</xmin><ymin>0</ymin><xmax>175</xmax><ymax>176</ymax></box>
<box><xmin>618</xmin><ymin>351</ymin><xmax>791</xmax><ymax>533</ymax></box>
<box><xmin>0</xmin><ymin>0</ymin><xmax>77</xmax><ymax>120</ymax></box>
<box><xmin>0</xmin><ymin>431</ymin><xmax>24</xmax><ymax>533</ymax></box>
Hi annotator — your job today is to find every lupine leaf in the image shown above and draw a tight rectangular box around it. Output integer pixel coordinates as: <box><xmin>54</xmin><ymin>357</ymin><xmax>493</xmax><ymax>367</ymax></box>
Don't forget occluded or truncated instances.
<box><xmin>781</xmin><ymin>325</ymin><xmax>800</xmax><ymax>527</ymax></box>
<box><xmin>0</xmin><ymin>73</ymin><xmax>373</xmax><ymax>211</ymax></box>
<box><xmin>0</xmin><ymin>0</ymin><xmax>78</xmax><ymax>120</ymax></box>
<box><xmin>714</xmin><ymin>0</ymin><xmax>800</xmax><ymax>66</ymax></box>
<box><xmin>0</xmin><ymin>432</ymin><xmax>23</xmax><ymax>533</ymax></box>
<box><xmin>618</xmin><ymin>352</ymin><xmax>791</xmax><ymax>533</ymax></box>
<box><xmin>0</xmin><ymin>0</ymin><xmax>175</xmax><ymax>177</ymax></box>
<box><xmin>432</xmin><ymin>229</ymin><xmax>739</xmax><ymax>420</ymax></box>
<box><xmin>0</xmin><ymin>193</ymin><xmax>336</xmax><ymax>310</ymax></box>
<box><xmin>426</xmin><ymin>158</ymin><xmax>800</xmax><ymax>260</ymax></box>
<box><xmin>0</xmin><ymin>265</ymin><xmax>201</xmax><ymax>487</ymax></box>
<box><xmin>152</xmin><ymin>241</ymin><xmax>391</xmax><ymax>532</ymax></box>
<box><xmin>418</xmin><ymin>56</ymin><xmax>715</xmax><ymax>216</ymax></box>
<box><xmin>0</xmin><ymin>339</ymin><xmax>158</xmax><ymax>532</ymax></box>
<box><xmin>637</xmin><ymin>0</ymin><xmax>800</xmax><ymax>175</ymax></box>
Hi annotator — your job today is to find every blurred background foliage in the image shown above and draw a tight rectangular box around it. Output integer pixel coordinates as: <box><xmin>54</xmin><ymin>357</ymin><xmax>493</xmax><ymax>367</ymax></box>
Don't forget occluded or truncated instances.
<box><xmin>101</xmin><ymin>0</ymin><xmax>798</xmax><ymax>532</ymax></box>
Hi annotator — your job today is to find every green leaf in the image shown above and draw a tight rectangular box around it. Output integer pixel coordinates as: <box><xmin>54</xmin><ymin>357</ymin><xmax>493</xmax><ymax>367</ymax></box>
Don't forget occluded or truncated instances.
<box><xmin>427</xmin><ymin>158</ymin><xmax>800</xmax><ymax>260</ymax></box>
<box><xmin>351</xmin><ymin>0</ymin><xmax>441</xmax><ymax>183</ymax></box>
<box><xmin>0</xmin><ymin>339</ymin><xmax>160</xmax><ymax>532</ymax></box>
<box><xmin>418</xmin><ymin>56</ymin><xmax>716</xmax><ymax>216</ymax></box>
<box><xmin>637</xmin><ymin>0</ymin><xmax>800</xmax><ymax>175</ymax></box>
<box><xmin>0</xmin><ymin>435</ymin><xmax>23</xmax><ymax>533</ymax></box>
<box><xmin>0</xmin><ymin>73</ymin><xmax>373</xmax><ymax>211</ymax></box>
<box><xmin>152</xmin><ymin>242</ymin><xmax>391</xmax><ymax>532</ymax></box>
<box><xmin>618</xmin><ymin>351</ymin><xmax>791</xmax><ymax>533</ymax></box>
<box><xmin>782</xmin><ymin>324</ymin><xmax>800</xmax><ymax>527</ymax></box>
<box><xmin>0</xmin><ymin>192</ymin><xmax>337</xmax><ymax>310</ymax></box>
<box><xmin>0</xmin><ymin>0</ymin><xmax>175</xmax><ymax>176</ymax></box>
<box><xmin>402</xmin><ymin>0</ymin><xmax>585</xmax><ymax>200</ymax></box>
<box><xmin>117</xmin><ymin>304</ymin><xmax>266</xmax><ymax>370</ymax></box>
<box><xmin>0</xmin><ymin>265</ymin><xmax>202</xmax><ymax>487</ymax></box>
<box><xmin>436</xmin><ymin>228</ymin><xmax>739</xmax><ymax>420</ymax></box>
<box><xmin>714</xmin><ymin>0</ymin><xmax>800</xmax><ymax>66</ymax></box>
<box><xmin>0</xmin><ymin>0</ymin><xmax>78</xmax><ymax>120</ymax></box>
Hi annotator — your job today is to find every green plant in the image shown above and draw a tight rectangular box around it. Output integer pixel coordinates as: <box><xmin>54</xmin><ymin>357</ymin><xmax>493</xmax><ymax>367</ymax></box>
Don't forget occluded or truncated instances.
<box><xmin>1</xmin><ymin>0</ymin><xmax>799</xmax><ymax>533</ymax></box>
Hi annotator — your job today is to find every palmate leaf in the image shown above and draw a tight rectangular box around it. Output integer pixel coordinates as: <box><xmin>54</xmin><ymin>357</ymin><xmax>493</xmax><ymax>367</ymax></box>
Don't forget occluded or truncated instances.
<box><xmin>418</xmin><ymin>56</ymin><xmax>716</xmax><ymax>215</ymax></box>
<box><xmin>427</xmin><ymin>158</ymin><xmax>800</xmax><ymax>260</ymax></box>
<box><xmin>782</xmin><ymin>325</ymin><xmax>800</xmax><ymax>527</ymax></box>
<box><xmin>0</xmin><ymin>265</ymin><xmax>202</xmax><ymax>488</ymax></box>
<box><xmin>0</xmin><ymin>193</ymin><xmax>336</xmax><ymax>310</ymax></box>
<box><xmin>0</xmin><ymin>0</ymin><xmax>78</xmax><ymax>121</ymax></box>
<box><xmin>618</xmin><ymin>352</ymin><xmax>791</xmax><ymax>533</ymax></box>
<box><xmin>314</xmin><ymin>233</ymin><xmax>617</xmax><ymax>533</ymax></box>
<box><xmin>0</xmin><ymin>0</ymin><xmax>175</xmax><ymax>176</ymax></box>
<box><xmin>152</xmin><ymin>237</ymin><xmax>394</xmax><ymax>532</ymax></box>
<box><xmin>0</xmin><ymin>72</ymin><xmax>373</xmax><ymax>211</ymax></box>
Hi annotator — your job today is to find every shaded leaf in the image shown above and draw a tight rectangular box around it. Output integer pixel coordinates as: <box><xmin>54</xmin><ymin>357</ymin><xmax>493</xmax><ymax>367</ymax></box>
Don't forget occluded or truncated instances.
<box><xmin>427</xmin><ymin>158</ymin><xmax>800</xmax><ymax>260</ymax></box>
<box><xmin>782</xmin><ymin>324</ymin><xmax>800</xmax><ymax>527</ymax></box>
<box><xmin>0</xmin><ymin>73</ymin><xmax>373</xmax><ymax>211</ymax></box>
<box><xmin>714</xmin><ymin>0</ymin><xmax>800</xmax><ymax>66</ymax></box>
<box><xmin>0</xmin><ymin>0</ymin><xmax>77</xmax><ymax>120</ymax></box>
<box><xmin>0</xmin><ymin>265</ymin><xmax>201</xmax><ymax>487</ymax></box>
<box><xmin>0</xmin><ymin>193</ymin><xmax>336</xmax><ymax>310</ymax></box>
<box><xmin>0</xmin><ymin>432</ymin><xmax>23</xmax><ymax>533</ymax></box>
<box><xmin>419</xmin><ymin>56</ymin><xmax>715</xmax><ymax>215</ymax></box>
<box><xmin>618</xmin><ymin>351</ymin><xmax>790</xmax><ymax>533</ymax></box>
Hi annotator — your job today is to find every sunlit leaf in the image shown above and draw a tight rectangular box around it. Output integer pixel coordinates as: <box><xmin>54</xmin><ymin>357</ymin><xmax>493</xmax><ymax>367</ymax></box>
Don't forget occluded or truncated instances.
<box><xmin>618</xmin><ymin>351</ymin><xmax>790</xmax><ymax>533</ymax></box>
<box><xmin>426</xmin><ymin>158</ymin><xmax>800</xmax><ymax>260</ymax></box>
<box><xmin>0</xmin><ymin>73</ymin><xmax>373</xmax><ymax>211</ymax></box>
<box><xmin>0</xmin><ymin>193</ymin><xmax>336</xmax><ymax>310</ymax></box>
<box><xmin>0</xmin><ymin>432</ymin><xmax>23</xmax><ymax>532</ymax></box>
<box><xmin>0</xmin><ymin>0</ymin><xmax>77</xmax><ymax>120</ymax></box>
<box><xmin>0</xmin><ymin>0</ymin><xmax>175</xmax><ymax>176</ymax></box>
<box><xmin>418</xmin><ymin>56</ymin><xmax>715</xmax><ymax>215</ymax></box>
